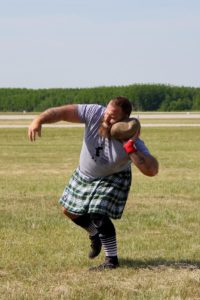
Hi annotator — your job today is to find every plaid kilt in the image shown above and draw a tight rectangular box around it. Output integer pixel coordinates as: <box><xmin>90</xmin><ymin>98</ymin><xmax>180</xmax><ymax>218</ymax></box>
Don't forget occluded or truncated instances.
<box><xmin>59</xmin><ymin>167</ymin><xmax>132</xmax><ymax>219</ymax></box>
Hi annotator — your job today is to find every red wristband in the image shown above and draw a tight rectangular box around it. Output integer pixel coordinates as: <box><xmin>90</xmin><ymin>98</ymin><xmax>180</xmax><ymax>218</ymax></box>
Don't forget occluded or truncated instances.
<box><xmin>123</xmin><ymin>140</ymin><xmax>137</xmax><ymax>154</ymax></box>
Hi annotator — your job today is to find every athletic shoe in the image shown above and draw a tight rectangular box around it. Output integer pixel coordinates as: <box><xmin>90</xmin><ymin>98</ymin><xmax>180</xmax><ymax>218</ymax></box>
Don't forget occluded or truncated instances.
<box><xmin>89</xmin><ymin>256</ymin><xmax>119</xmax><ymax>271</ymax></box>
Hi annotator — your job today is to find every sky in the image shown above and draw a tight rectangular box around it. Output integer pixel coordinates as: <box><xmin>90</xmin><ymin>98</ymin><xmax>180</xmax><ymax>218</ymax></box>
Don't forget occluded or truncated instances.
<box><xmin>0</xmin><ymin>0</ymin><xmax>200</xmax><ymax>89</ymax></box>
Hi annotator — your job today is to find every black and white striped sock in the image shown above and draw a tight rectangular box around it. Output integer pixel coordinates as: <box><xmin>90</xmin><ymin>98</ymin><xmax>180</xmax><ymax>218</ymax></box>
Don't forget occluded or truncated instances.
<box><xmin>99</xmin><ymin>235</ymin><xmax>117</xmax><ymax>257</ymax></box>
<box><xmin>86</xmin><ymin>223</ymin><xmax>98</xmax><ymax>237</ymax></box>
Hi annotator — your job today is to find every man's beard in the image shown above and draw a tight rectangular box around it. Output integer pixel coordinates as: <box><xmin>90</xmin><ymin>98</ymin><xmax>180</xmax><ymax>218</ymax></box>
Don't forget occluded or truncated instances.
<box><xmin>98</xmin><ymin>118</ymin><xmax>112</xmax><ymax>139</ymax></box>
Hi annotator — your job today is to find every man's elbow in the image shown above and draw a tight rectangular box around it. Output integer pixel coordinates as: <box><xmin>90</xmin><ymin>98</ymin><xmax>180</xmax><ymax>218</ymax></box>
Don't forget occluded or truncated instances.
<box><xmin>149</xmin><ymin>167</ymin><xmax>159</xmax><ymax>177</ymax></box>
<box><xmin>148</xmin><ymin>162</ymin><xmax>159</xmax><ymax>177</ymax></box>
<box><xmin>145</xmin><ymin>160</ymin><xmax>159</xmax><ymax>177</ymax></box>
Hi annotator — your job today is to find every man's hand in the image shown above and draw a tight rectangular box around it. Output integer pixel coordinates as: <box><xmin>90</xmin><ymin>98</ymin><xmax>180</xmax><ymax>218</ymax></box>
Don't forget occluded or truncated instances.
<box><xmin>28</xmin><ymin>119</ymin><xmax>42</xmax><ymax>142</ymax></box>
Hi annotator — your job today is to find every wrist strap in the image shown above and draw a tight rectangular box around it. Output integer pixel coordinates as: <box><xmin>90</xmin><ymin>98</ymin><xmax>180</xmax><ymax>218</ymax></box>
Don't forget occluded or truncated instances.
<box><xmin>123</xmin><ymin>140</ymin><xmax>137</xmax><ymax>154</ymax></box>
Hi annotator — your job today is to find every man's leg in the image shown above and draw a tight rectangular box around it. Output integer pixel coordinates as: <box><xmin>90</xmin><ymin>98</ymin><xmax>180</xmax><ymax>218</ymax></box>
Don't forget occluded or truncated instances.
<box><xmin>90</xmin><ymin>213</ymin><xmax>119</xmax><ymax>270</ymax></box>
<box><xmin>62</xmin><ymin>207</ymin><xmax>101</xmax><ymax>259</ymax></box>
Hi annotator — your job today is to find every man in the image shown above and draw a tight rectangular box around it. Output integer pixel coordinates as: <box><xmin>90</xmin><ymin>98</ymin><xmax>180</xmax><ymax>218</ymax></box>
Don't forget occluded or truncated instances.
<box><xmin>28</xmin><ymin>96</ymin><xmax>159</xmax><ymax>270</ymax></box>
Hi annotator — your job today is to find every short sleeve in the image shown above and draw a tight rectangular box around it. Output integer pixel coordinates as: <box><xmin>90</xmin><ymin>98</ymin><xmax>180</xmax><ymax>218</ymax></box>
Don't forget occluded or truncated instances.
<box><xmin>135</xmin><ymin>138</ymin><xmax>151</xmax><ymax>156</ymax></box>
<box><xmin>77</xmin><ymin>104</ymin><xmax>105</xmax><ymax>125</ymax></box>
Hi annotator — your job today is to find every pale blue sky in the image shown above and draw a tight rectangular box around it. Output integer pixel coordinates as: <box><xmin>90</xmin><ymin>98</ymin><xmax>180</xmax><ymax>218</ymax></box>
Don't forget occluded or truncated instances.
<box><xmin>0</xmin><ymin>0</ymin><xmax>200</xmax><ymax>88</ymax></box>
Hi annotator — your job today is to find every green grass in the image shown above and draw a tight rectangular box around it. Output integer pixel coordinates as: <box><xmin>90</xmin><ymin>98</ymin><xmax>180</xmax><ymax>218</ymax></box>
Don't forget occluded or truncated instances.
<box><xmin>0</xmin><ymin>127</ymin><xmax>200</xmax><ymax>300</ymax></box>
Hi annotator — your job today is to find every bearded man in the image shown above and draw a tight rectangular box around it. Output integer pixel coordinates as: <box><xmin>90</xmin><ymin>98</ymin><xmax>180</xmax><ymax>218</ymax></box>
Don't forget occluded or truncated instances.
<box><xmin>28</xmin><ymin>96</ymin><xmax>159</xmax><ymax>270</ymax></box>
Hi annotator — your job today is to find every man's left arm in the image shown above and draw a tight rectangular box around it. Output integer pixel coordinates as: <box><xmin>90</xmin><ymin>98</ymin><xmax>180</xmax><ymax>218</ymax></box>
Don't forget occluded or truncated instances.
<box><xmin>123</xmin><ymin>139</ymin><xmax>159</xmax><ymax>177</ymax></box>
<box><xmin>129</xmin><ymin>151</ymin><xmax>159</xmax><ymax>176</ymax></box>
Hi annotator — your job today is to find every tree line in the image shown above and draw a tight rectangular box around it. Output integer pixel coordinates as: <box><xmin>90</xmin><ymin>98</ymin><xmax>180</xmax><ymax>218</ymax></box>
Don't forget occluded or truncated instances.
<box><xmin>0</xmin><ymin>84</ymin><xmax>200</xmax><ymax>112</ymax></box>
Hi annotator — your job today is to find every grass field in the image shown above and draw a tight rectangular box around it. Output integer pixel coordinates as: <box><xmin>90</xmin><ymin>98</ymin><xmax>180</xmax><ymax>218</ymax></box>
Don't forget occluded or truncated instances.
<box><xmin>0</xmin><ymin>126</ymin><xmax>200</xmax><ymax>299</ymax></box>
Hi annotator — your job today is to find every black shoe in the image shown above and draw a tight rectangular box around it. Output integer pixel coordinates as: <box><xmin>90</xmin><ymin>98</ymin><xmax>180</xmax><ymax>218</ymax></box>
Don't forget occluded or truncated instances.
<box><xmin>88</xmin><ymin>234</ymin><xmax>102</xmax><ymax>259</ymax></box>
<box><xmin>89</xmin><ymin>256</ymin><xmax>119</xmax><ymax>271</ymax></box>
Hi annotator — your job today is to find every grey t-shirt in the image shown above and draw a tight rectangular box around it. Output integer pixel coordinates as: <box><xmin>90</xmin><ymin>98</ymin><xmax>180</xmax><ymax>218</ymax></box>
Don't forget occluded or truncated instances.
<box><xmin>77</xmin><ymin>104</ymin><xmax>150</xmax><ymax>179</ymax></box>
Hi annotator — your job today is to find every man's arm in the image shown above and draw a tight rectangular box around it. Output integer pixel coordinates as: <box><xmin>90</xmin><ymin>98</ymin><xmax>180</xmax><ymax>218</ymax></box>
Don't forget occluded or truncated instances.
<box><xmin>123</xmin><ymin>139</ymin><xmax>159</xmax><ymax>177</ymax></box>
<box><xmin>28</xmin><ymin>104</ymin><xmax>81</xmax><ymax>141</ymax></box>
<box><xmin>129</xmin><ymin>151</ymin><xmax>159</xmax><ymax>177</ymax></box>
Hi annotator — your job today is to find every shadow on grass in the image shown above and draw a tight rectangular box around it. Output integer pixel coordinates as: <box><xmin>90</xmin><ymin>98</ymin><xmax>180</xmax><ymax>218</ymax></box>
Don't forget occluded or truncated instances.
<box><xmin>120</xmin><ymin>258</ymin><xmax>200</xmax><ymax>270</ymax></box>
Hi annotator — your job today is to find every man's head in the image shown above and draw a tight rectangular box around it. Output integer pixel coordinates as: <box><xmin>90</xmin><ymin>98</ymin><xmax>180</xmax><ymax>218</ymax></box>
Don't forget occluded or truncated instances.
<box><xmin>109</xmin><ymin>96</ymin><xmax>133</xmax><ymax>117</ymax></box>
<box><xmin>99</xmin><ymin>96</ymin><xmax>132</xmax><ymax>138</ymax></box>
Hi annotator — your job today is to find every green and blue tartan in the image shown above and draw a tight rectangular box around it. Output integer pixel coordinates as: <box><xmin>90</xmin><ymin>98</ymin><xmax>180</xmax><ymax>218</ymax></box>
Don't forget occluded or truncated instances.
<box><xmin>59</xmin><ymin>167</ymin><xmax>132</xmax><ymax>219</ymax></box>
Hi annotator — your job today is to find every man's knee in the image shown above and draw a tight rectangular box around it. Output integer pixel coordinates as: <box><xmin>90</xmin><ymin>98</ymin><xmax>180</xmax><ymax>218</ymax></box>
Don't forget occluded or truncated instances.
<box><xmin>62</xmin><ymin>207</ymin><xmax>78</xmax><ymax>220</ymax></box>
<box><xmin>90</xmin><ymin>213</ymin><xmax>115</xmax><ymax>236</ymax></box>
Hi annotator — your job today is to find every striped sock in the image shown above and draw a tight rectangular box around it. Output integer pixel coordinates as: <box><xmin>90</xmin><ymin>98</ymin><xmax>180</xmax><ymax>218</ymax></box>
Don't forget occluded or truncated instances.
<box><xmin>85</xmin><ymin>223</ymin><xmax>98</xmax><ymax>237</ymax></box>
<box><xmin>99</xmin><ymin>235</ymin><xmax>117</xmax><ymax>257</ymax></box>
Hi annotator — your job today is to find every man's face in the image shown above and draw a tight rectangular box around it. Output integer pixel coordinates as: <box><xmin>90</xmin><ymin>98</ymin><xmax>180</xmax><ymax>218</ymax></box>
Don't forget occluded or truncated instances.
<box><xmin>99</xmin><ymin>102</ymin><xmax>127</xmax><ymax>138</ymax></box>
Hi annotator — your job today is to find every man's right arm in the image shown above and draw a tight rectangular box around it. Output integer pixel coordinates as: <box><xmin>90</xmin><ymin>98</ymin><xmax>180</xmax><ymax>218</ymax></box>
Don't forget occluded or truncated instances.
<box><xmin>28</xmin><ymin>104</ymin><xmax>81</xmax><ymax>141</ymax></box>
